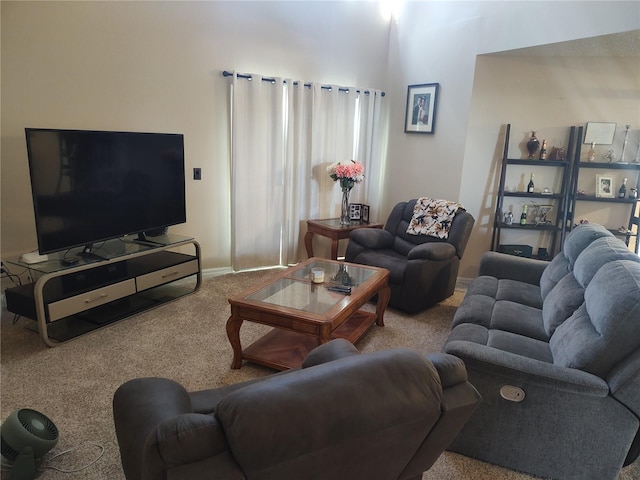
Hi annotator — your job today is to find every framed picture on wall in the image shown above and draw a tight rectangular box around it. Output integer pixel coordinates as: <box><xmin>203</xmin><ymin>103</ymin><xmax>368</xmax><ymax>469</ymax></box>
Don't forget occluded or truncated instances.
<box><xmin>596</xmin><ymin>174</ymin><xmax>614</xmax><ymax>198</ymax></box>
<box><xmin>404</xmin><ymin>83</ymin><xmax>440</xmax><ymax>134</ymax></box>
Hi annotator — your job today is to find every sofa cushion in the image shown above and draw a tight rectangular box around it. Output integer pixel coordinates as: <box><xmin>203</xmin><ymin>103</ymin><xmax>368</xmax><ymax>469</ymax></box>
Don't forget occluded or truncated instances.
<box><xmin>561</xmin><ymin>223</ymin><xmax>613</xmax><ymax>264</ymax></box>
<box><xmin>491</xmin><ymin>301</ymin><xmax>547</xmax><ymax>341</ymax></box>
<box><xmin>550</xmin><ymin>260</ymin><xmax>640</xmax><ymax>377</ymax></box>
<box><xmin>573</xmin><ymin>236</ymin><xmax>640</xmax><ymax>287</ymax></box>
<box><xmin>215</xmin><ymin>349</ymin><xmax>444</xmax><ymax>480</ymax></box>
<box><xmin>446</xmin><ymin>323</ymin><xmax>552</xmax><ymax>363</ymax></box>
<box><xmin>539</xmin><ymin>254</ymin><xmax>571</xmax><ymax>300</ymax></box>
<box><xmin>542</xmin><ymin>273</ymin><xmax>584</xmax><ymax>337</ymax></box>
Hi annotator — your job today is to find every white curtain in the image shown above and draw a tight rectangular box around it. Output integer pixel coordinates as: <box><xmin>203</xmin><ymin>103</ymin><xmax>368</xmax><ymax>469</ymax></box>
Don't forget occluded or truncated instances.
<box><xmin>230</xmin><ymin>72</ymin><xmax>386</xmax><ymax>271</ymax></box>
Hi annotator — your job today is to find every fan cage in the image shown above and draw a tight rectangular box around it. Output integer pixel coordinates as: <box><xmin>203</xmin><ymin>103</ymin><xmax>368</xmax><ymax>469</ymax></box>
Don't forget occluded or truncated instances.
<box><xmin>17</xmin><ymin>409</ymin><xmax>58</xmax><ymax>440</ymax></box>
<box><xmin>0</xmin><ymin>436</ymin><xmax>19</xmax><ymax>461</ymax></box>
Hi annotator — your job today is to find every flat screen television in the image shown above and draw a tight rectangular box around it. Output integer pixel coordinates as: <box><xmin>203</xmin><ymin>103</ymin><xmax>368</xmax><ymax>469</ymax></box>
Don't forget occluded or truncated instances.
<box><xmin>25</xmin><ymin>128</ymin><xmax>186</xmax><ymax>255</ymax></box>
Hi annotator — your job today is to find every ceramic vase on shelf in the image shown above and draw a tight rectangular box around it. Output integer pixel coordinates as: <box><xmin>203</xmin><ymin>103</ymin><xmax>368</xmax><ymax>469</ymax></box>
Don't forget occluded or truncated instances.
<box><xmin>527</xmin><ymin>131</ymin><xmax>540</xmax><ymax>159</ymax></box>
<box><xmin>340</xmin><ymin>188</ymin><xmax>351</xmax><ymax>225</ymax></box>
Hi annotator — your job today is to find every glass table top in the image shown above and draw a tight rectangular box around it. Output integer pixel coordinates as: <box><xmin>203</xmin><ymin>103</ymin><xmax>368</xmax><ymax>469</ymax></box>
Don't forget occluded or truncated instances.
<box><xmin>6</xmin><ymin>234</ymin><xmax>194</xmax><ymax>275</ymax></box>
<box><xmin>245</xmin><ymin>260</ymin><xmax>379</xmax><ymax>314</ymax></box>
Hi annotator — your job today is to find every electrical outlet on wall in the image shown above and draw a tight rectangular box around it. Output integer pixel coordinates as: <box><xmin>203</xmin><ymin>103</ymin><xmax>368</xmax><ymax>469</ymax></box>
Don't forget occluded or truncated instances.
<box><xmin>193</xmin><ymin>168</ymin><xmax>202</xmax><ymax>180</ymax></box>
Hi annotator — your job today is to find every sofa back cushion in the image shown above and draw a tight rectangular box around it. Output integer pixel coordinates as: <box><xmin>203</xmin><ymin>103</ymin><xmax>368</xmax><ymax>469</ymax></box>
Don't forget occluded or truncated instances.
<box><xmin>539</xmin><ymin>223</ymin><xmax>613</xmax><ymax>299</ymax></box>
<box><xmin>549</xmin><ymin>260</ymin><xmax>640</xmax><ymax>377</ymax></box>
<box><xmin>573</xmin><ymin>236</ymin><xmax>640</xmax><ymax>286</ymax></box>
<box><xmin>562</xmin><ymin>223</ymin><xmax>613</xmax><ymax>262</ymax></box>
<box><xmin>542</xmin><ymin>273</ymin><xmax>584</xmax><ymax>337</ymax></box>
<box><xmin>215</xmin><ymin>349</ymin><xmax>444</xmax><ymax>480</ymax></box>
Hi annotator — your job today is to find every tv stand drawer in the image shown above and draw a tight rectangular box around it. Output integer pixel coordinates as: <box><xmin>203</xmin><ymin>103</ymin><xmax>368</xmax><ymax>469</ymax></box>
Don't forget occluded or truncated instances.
<box><xmin>48</xmin><ymin>279</ymin><xmax>136</xmax><ymax>322</ymax></box>
<box><xmin>136</xmin><ymin>259</ymin><xmax>198</xmax><ymax>291</ymax></box>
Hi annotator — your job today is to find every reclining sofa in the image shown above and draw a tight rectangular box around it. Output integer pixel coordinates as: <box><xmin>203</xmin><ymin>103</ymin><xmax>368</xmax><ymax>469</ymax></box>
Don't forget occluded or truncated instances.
<box><xmin>113</xmin><ymin>339</ymin><xmax>481</xmax><ymax>480</ymax></box>
<box><xmin>442</xmin><ymin>223</ymin><xmax>640</xmax><ymax>480</ymax></box>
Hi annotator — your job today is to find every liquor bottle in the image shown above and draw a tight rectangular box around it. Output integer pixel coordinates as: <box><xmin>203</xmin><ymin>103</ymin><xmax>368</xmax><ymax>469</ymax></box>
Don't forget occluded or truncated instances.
<box><xmin>587</xmin><ymin>142</ymin><xmax>596</xmax><ymax>162</ymax></box>
<box><xmin>539</xmin><ymin>140</ymin><xmax>547</xmax><ymax>160</ymax></box>
<box><xmin>618</xmin><ymin>178</ymin><xmax>627</xmax><ymax>198</ymax></box>
<box><xmin>527</xmin><ymin>173</ymin><xmax>535</xmax><ymax>193</ymax></box>
<box><xmin>520</xmin><ymin>205</ymin><xmax>528</xmax><ymax>226</ymax></box>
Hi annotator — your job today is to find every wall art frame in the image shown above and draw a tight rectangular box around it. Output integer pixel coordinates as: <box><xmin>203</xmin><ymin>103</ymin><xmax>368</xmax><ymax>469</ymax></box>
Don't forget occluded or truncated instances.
<box><xmin>584</xmin><ymin>122</ymin><xmax>617</xmax><ymax>145</ymax></box>
<box><xmin>596</xmin><ymin>174</ymin><xmax>614</xmax><ymax>198</ymax></box>
<box><xmin>404</xmin><ymin>83</ymin><xmax>439</xmax><ymax>134</ymax></box>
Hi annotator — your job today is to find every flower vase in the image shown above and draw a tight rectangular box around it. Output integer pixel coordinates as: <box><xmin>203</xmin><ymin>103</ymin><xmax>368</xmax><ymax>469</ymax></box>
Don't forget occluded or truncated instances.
<box><xmin>340</xmin><ymin>188</ymin><xmax>351</xmax><ymax>225</ymax></box>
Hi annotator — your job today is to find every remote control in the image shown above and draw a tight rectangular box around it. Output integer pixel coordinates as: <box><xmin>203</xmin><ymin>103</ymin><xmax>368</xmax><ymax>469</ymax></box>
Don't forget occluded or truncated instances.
<box><xmin>327</xmin><ymin>285</ymin><xmax>352</xmax><ymax>295</ymax></box>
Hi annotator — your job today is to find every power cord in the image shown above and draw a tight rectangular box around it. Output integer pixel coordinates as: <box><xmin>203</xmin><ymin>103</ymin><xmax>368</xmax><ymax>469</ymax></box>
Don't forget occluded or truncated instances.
<box><xmin>44</xmin><ymin>442</ymin><xmax>105</xmax><ymax>473</ymax></box>
<box><xmin>0</xmin><ymin>442</ymin><xmax>106</xmax><ymax>476</ymax></box>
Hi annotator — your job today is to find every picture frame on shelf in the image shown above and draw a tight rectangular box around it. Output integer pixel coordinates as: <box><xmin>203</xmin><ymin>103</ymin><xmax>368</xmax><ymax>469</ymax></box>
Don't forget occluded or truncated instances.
<box><xmin>361</xmin><ymin>204</ymin><xmax>370</xmax><ymax>224</ymax></box>
<box><xmin>596</xmin><ymin>174</ymin><xmax>614</xmax><ymax>198</ymax></box>
<box><xmin>584</xmin><ymin>122</ymin><xmax>616</xmax><ymax>145</ymax></box>
<box><xmin>349</xmin><ymin>203</ymin><xmax>362</xmax><ymax>221</ymax></box>
<box><xmin>404</xmin><ymin>83</ymin><xmax>439</xmax><ymax>134</ymax></box>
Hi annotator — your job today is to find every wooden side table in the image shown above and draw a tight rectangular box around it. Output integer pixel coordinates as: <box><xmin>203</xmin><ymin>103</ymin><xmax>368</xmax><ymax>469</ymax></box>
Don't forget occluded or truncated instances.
<box><xmin>305</xmin><ymin>218</ymin><xmax>383</xmax><ymax>260</ymax></box>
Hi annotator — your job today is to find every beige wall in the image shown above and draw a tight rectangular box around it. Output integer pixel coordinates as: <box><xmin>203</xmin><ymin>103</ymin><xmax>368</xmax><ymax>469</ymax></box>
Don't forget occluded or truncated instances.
<box><xmin>1</xmin><ymin>1</ymin><xmax>391</xmax><ymax>266</ymax></box>
<box><xmin>2</xmin><ymin>0</ymin><xmax>638</xmax><ymax>279</ymax></box>
<box><xmin>384</xmin><ymin>1</ymin><xmax>639</xmax><ymax>278</ymax></box>
<box><xmin>461</xmin><ymin>55</ymin><xmax>640</xmax><ymax>275</ymax></box>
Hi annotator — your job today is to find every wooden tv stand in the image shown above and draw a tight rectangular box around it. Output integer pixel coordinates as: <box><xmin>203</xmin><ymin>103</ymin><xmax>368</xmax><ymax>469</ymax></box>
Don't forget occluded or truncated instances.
<box><xmin>5</xmin><ymin>235</ymin><xmax>201</xmax><ymax>347</ymax></box>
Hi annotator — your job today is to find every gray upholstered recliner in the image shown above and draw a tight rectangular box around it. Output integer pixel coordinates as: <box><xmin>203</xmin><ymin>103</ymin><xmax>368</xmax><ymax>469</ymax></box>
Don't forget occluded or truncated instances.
<box><xmin>442</xmin><ymin>223</ymin><xmax>640</xmax><ymax>480</ymax></box>
<box><xmin>113</xmin><ymin>339</ymin><xmax>481</xmax><ymax>480</ymax></box>
<box><xmin>345</xmin><ymin>199</ymin><xmax>475</xmax><ymax>313</ymax></box>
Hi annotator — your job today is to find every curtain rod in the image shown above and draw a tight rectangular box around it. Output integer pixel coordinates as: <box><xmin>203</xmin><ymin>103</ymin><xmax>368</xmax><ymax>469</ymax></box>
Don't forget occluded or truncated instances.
<box><xmin>222</xmin><ymin>70</ymin><xmax>385</xmax><ymax>97</ymax></box>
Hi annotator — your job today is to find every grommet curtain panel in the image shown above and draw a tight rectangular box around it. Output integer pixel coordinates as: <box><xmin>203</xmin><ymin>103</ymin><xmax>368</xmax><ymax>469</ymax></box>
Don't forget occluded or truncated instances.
<box><xmin>229</xmin><ymin>72</ymin><xmax>386</xmax><ymax>271</ymax></box>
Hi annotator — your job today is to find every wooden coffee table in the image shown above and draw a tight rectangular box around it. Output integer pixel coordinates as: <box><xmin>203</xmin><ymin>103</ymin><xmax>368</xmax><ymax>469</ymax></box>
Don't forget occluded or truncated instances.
<box><xmin>226</xmin><ymin>258</ymin><xmax>390</xmax><ymax>370</ymax></box>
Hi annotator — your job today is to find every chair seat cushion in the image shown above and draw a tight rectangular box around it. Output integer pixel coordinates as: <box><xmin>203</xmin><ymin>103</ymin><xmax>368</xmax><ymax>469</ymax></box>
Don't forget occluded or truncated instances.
<box><xmin>352</xmin><ymin>249</ymin><xmax>407</xmax><ymax>285</ymax></box>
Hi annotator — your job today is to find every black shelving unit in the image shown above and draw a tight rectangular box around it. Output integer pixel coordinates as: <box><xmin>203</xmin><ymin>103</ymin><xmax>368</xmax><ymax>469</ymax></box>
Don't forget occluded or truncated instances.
<box><xmin>491</xmin><ymin>124</ymin><xmax>576</xmax><ymax>259</ymax></box>
<box><xmin>566</xmin><ymin>128</ymin><xmax>640</xmax><ymax>253</ymax></box>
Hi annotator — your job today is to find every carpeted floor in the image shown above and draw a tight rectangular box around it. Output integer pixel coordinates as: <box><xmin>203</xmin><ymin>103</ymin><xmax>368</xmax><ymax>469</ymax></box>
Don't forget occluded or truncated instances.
<box><xmin>1</xmin><ymin>268</ymin><xmax>638</xmax><ymax>480</ymax></box>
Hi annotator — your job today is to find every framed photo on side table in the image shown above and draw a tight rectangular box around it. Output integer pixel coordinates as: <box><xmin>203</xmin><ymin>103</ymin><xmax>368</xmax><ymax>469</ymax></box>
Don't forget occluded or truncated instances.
<box><xmin>349</xmin><ymin>203</ymin><xmax>362</xmax><ymax>221</ymax></box>
<box><xmin>596</xmin><ymin>174</ymin><xmax>614</xmax><ymax>198</ymax></box>
<box><xmin>404</xmin><ymin>83</ymin><xmax>440</xmax><ymax>134</ymax></box>
<box><xmin>361</xmin><ymin>205</ymin><xmax>370</xmax><ymax>224</ymax></box>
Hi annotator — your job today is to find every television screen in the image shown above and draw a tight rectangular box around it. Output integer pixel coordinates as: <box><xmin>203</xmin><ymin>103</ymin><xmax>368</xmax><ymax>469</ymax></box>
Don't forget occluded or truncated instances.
<box><xmin>25</xmin><ymin>128</ymin><xmax>186</xmax><ymax>254</ymax></box>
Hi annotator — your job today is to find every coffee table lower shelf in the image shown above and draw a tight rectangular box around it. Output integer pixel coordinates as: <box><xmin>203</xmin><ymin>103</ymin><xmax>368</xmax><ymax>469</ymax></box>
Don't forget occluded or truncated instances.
<box><xmin>242</xmin><ymin>310</ymin><xmax>377</xmax><ymax>370</ymax></box>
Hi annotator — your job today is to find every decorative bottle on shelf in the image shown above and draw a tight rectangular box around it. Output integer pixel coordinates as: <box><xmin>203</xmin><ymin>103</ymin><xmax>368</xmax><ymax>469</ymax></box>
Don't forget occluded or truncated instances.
<box><xmin>526</xmin><ymin>132</ymin><xmax>540</xmax><ymax>159</ymax></box>
<box><xmin>618</xmin><ymin>178</ymin><xmax>627</xmax><ymax>198</ymax></box>
<box><xmin>527</xmin><ymin>173</ymin><xmax>535</xmax><ymax>193</ymax></box>
<box><xmin>520</xmin><ymin>205</ymin><xmax>528</xmax><ymax>226</ymax></box>
<box><xmin>587</xmin><ymin>142</ymin><xmax>596</xmax><ymax>162</ymax></box>
<box><xmin>539</xmin><ymin>140</ymin><xmax>547</xmax><ymax>160</ymax></box>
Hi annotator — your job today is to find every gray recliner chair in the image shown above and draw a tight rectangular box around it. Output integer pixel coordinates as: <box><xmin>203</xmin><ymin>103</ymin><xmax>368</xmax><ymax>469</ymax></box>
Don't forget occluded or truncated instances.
<box><xmin>113</xmin><ymin>339</ymin><xmax>481</xmax><ymax>480</ymax></box>
<box><xmin>345</xmin><ymin>199</ymin><xmax>475</xmax><ymax>313</ymax></box>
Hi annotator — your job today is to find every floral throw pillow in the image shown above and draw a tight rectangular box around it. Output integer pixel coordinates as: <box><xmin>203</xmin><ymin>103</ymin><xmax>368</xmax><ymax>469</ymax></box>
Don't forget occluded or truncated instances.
<box><xmin>406</xmin><ymin>197</ymin><xmax>463</xmax><ymax>239</ymax></box>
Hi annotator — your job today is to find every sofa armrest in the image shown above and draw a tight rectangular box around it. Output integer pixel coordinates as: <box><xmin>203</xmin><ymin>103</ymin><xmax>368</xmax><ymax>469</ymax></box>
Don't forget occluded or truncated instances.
<box><xmin>426</xmin><ymin>353</ymin><xmax>469</xmax><ymax>388</ymax></box>
<box><xmin>478</xmin><ymin>251</ymin><xmax>548</xmax><ymax>285</ymax></box>
<box><xmin>143</xmin><ymin>413</ymin><xmax>241</xmax><ymax>479</ymax></box>
<box><xmin>443</xmin><ymin>340</ymin><xmax>609</xmax><ymax>396</ymax></box>
<box><xmin>350</xmin><ymin>227</ymin><xmax>394</xmax><ymax>249</ymax></box>
<box><xmin>114</xmin><ymin>378</ymin><xmax>195</xmax><ymax>480</ymax></box>
<box><xmin>408</xmin><ymin>243</ymin><xmax>456</xmax><ymax>261</ymax></box>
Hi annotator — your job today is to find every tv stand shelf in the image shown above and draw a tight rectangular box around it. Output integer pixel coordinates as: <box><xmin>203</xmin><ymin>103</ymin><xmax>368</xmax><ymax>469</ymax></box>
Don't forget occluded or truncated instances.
<box><xmin>5</xmin><ymin>236</ymin><xmax>201</xmax><ymax>346</ymax></box>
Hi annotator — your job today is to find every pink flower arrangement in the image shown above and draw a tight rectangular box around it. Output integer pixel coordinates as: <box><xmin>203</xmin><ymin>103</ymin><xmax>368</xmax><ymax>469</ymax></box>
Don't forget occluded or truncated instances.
<box><xmin>327</xmin><ymin>160</ymin><xmax>365</xmax><ymax>191</ymax></box>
